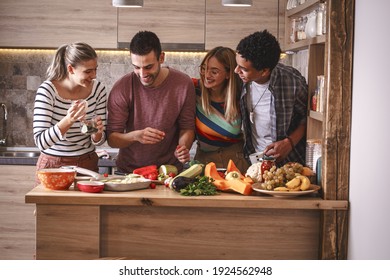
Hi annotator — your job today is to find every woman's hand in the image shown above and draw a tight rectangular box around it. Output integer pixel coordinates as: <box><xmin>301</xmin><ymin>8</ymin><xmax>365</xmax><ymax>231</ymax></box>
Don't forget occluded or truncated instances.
<box><xmin>67</xmin><ymin>100</ymin><xmax>87</xmax><ymax>123</ymax></box>
<box><xmin>91</xmin><ymin>115</ymin><xmax>104</xmax><ymax>143</ymax></box>
<box><xmin>58</xmin><ymin>100</ymin><xmax>87</xmax><ymax>135</ymax></box>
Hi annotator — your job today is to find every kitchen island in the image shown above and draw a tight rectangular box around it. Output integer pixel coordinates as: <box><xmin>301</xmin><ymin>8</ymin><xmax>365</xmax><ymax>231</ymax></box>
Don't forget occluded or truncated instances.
<box><xmin>25</xmin><ymin>185</ymin><xmax>348</xmax><ymax>260</ymax></box>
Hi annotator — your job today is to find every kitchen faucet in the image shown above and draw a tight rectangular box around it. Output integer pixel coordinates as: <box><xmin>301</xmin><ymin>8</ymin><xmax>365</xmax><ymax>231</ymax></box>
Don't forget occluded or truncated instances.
<box><xmin>0</xmin><ymin>103</ymin><xmax>7</xmax><ymax>146</ymax></box>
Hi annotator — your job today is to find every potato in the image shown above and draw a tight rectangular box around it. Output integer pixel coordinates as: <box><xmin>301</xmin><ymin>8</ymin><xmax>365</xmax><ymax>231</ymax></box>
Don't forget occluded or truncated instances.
<box><xmin>297</xmin><ymin>175</ymin><xmax>311</xmax><ymax>191</ymax></box>
<box><xmin>285</xmin><ymin>177</ymin><xmax>301</xmax><ymax>189</ymax></box>
<box><xmin>274</xmin><ymin>187</ymin><xmax>289</xmax><ymax>191</ymax></box>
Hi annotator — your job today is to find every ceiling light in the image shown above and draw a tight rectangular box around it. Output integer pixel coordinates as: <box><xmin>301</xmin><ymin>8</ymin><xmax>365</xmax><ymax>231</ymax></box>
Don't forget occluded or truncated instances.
<box><xmin>222</xmin><ymin>0</ymin><xmax>252</xmax><ymax>7</ymax></box>
<box><xmin>112</xmin><ymin>0</ymin><xmax>143</xmax><ymax>8</ymax></box>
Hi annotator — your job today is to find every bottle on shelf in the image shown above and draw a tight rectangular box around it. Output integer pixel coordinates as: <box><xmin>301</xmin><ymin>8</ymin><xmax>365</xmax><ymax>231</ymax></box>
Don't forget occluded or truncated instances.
<box><xmin>317</xmin><ymin>75</ymin><xmax>325</xmax><ymax>112</ymax></box>
<box><xmin>305</xmin><ymin>10</ymin><xmax>317</xmax><ymax>38</ymax></box>
<box><xmin>316</xmin><ymin>3</ymin><xmax>324</xmax><ymax>36</ymax></box>
<box><xmin>321</xmin><ymin>2</ymin><xmax>327</xmax><ymax>34</ymax></box>
<box><xmin>290</xmin><ymin>18</ymin><xmax>298</xmax><ymax>43</ymax></box>
<box><xmin>297</xmin><ymin>17</ymin><xmax>307</xmax><ymax>41</ymax></box>
<box><xmin>311</xmin><ymin>89</ymin><xmax>318</xmax><ymax>111</ymax></box>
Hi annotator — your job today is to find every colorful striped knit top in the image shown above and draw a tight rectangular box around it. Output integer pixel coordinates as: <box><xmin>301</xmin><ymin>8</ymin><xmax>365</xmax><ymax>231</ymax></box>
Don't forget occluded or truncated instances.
<box><xmin>193</xmin><ymin>79</ymin><xmax>243</xmax><ymax>152</ymax></box>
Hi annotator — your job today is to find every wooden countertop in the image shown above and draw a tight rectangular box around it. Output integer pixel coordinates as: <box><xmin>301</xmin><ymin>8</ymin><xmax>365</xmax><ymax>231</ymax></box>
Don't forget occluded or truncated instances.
<box><xmin>25</xmin><ymin>184</ymin><xmax>348</xmax><ymax>210</ymax></box>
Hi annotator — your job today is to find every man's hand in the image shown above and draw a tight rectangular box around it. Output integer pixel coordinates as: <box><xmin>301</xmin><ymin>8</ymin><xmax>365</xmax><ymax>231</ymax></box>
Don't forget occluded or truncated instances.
<box><xmin>135</xmin><ymin>127</ymin><xmax>165</xmax><ymax>144</ymax></box>
<box><xmin>174</xmin><ymin>144</ymin><xmax>190</xmax><ymax>163</ymax></box>
<box><xmin>264</xmin><ymin>138</ymin><xmax>292</xmax><ymax>162</ymax></box>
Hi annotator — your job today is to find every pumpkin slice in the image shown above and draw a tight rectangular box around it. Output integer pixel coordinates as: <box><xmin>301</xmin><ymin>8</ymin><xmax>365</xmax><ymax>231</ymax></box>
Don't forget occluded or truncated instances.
<box><xmin>226</xmin><ymin>159</ymin><xmax>246</xmax><ymax>180</ymax></box>
<box><xmin>205</xmin><ymin>162</ymin><xmax>253</xmax><ymax>195</ymax></box>
<box><xmin>204</xmin><ymin>162</ymin><xmax>229</xmax><ymax>191</ymax></box>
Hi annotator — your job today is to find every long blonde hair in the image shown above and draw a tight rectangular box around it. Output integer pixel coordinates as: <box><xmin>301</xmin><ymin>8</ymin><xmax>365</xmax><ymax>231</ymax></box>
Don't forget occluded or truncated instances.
<box><xmin>200</xmin><ymin>46</ymin><xmax>242</xmax><ymax>123</ymax></box>
<box><xmin>46</xmin><ymin>42</ymin><xmax>97</xmax><ymax>81</ymax></box>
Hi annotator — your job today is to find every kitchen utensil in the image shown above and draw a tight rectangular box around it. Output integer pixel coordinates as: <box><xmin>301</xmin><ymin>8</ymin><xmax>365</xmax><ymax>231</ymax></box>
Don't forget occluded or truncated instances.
<box><xmin>249</xmin><ymin>152</ymin><xmax>264</xmax><ymax>164</ymax></box>
<box><xmin>80</xmin><ymin>116</ymin><xmax>98</xmax><ymax>134</ymax></box>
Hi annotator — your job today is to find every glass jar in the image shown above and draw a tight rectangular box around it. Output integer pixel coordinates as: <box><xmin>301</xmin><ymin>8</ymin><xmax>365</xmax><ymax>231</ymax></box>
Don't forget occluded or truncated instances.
<box><xmin>297</xmin><ymin>17</ymin><xmax>306</xmax><ymax>40</ymax></box>
<box><xmin>305</xmin><ymin>10</ymin><xmax>317</xmax><ymax>38</ymax></box>
<box><xmin>290</xmin><ymin>18</ymin><xmax>298</xmax><ymax>43</ymax></box>
<box><xmin>261</xmin><ymin>156</ymin><xmax>276</xmax><ymax>174</ymax></box>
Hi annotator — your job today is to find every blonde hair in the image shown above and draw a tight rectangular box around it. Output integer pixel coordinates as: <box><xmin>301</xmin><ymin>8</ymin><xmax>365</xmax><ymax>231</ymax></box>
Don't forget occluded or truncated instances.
<box><xmin>199</xmin><ymin>46</ymin><xmax>242</xmax><ymax>123</ymax></box>
<box><xmin>46</xmin><ymin>42</ymin><xmax>97</xmax><ymax>81</ymax></box>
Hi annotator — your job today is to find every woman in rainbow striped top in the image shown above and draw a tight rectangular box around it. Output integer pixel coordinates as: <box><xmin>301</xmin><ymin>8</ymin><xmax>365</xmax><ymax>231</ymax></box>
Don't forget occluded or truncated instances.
<box><xmin>193</xmin><ymin>46</ymin><xmax>249</xmax><ymax>173</ymax></box>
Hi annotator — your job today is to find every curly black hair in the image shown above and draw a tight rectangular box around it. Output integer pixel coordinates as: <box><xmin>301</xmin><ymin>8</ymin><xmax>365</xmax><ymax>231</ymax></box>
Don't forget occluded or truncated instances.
<box><xmin>236</xmin><ymin>30</ymin><xmax>281</xmax><ymax>71</ymax></box>
<box><xmin>129</xmin><ymin>30</ymin><xmax>162</xmax><ymax>58</ymax></box>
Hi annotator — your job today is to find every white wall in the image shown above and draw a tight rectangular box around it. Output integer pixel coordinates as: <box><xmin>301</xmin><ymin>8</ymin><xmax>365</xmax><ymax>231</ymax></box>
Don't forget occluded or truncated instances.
<box><xmin>348</xmin><ymin>0</ymin><xmax>390</xmax><ymax>259</ymax></box>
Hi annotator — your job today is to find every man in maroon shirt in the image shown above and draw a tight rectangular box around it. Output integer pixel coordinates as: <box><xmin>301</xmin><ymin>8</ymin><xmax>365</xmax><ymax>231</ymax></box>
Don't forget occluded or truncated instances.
<box><xmin>106</xmin><ymin>31</ymin><xmax>196</xmax><ymax>173</ymax></box>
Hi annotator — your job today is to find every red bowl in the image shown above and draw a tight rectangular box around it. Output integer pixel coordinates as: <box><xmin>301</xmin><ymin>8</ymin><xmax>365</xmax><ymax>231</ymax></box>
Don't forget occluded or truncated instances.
<box><xmin>77</xmin><ymin>181</ymin><xmax>104</xmax><ymax>193</ymax></box>
<box><xmin>37</xmin><ymin>168</ymin><xmax>76</xmax><ymax>190</ymax></box>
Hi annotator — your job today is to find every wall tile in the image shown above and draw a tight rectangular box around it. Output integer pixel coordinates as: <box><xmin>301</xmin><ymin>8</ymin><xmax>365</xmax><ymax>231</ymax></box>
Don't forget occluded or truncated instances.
<box><xmin>27</xmin><ymin>76</ymin><xmax>42</xmax><ymax>91</ymax></box>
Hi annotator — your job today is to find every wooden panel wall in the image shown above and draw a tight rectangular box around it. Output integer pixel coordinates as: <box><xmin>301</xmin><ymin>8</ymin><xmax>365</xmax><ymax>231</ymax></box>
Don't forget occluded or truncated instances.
<box><xmin>206</xmin><ymin>0</ymin><xmax>282</xmax><ymax>50</ymax></box>
<box><xmin>0</xmin><ymin>0</ymin><xmax>117</xmax><ymax>48</ymax></box>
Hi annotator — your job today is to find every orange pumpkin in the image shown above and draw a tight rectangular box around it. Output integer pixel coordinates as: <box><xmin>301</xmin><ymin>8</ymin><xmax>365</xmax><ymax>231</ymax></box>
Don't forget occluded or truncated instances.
<box><xmin>204</xmin><ymin>161</ymin><xmax>253</xmax><ymax>196</ymax></box>
<box><xmin>226</xmin><ymin>159</ymin><xmax>246</xmax><ymax>180</ymax></box>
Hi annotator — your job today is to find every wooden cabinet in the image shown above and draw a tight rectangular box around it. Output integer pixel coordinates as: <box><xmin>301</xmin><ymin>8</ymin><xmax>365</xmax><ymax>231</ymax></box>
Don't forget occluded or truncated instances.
<box><xmin>117</xmin><ymin>0</ymin><xmax>205</xmax><ymax>50</ymax></box>
<box><xmin>205</xmin><ymin>0</ymin><xmax>282</xmax><ymax>50</ymax></box>
<box><xmin>0</xmin><ymin>0</ymin><xmax>117</xmax><ymax>48</ymax></box>
<box><xmin>0</xmin><ymin>0</ymin><xmax>283</xmax><ymax>51</ymax></box>
<box><xmin>114</xmin><ymin>0</ymin><xmax>284</xmax><ymax>51</ymax></box>
<box><xmin>0</xmin><ymin>166</ymin><xmax>36</xmax><ymax>260</ymax></box>
<box><xmin>26</xmin><ymin>184</ymin><xmax>347</xmax><ymax>260</ymax></box>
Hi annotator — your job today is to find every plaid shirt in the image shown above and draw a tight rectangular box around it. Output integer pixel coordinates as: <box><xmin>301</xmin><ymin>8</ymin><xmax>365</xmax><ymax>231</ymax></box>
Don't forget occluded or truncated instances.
<box><xmin>240</xmin><ymin>63</ymin><xmax>308</xmax><ymax>166</ymax></box>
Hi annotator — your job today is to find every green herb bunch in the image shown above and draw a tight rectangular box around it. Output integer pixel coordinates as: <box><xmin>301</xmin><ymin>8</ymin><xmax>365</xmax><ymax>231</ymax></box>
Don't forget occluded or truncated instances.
<box><xmin>180</xmin><ymin>176</ymin><xmax>218</xmax><ymax>196</ymax></box>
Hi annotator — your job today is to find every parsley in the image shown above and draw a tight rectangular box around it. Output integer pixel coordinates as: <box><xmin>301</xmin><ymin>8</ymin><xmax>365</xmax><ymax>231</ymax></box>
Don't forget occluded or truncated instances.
<box><xmin>179</xmin><ymin>176</ymin><xmax>218</xmax><ymax>196</ymax></box>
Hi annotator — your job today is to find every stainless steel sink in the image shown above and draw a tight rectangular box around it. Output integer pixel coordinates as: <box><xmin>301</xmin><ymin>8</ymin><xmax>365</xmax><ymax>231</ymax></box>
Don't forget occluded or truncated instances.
<box><xmin>0</xmin><ymin>151</ymin><xmax>41</xmax><ymax>158</ymax></box>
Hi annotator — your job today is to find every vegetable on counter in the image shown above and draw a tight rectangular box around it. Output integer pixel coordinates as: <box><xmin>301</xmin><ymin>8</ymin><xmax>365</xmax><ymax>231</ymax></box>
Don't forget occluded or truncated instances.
<box><xmin>171</xmin><ymin>176</ymin><xmax>197</xmax><ymax>192</ymax></box>
<box><xmin>157</xmin><ymin>164</ymin><xmax>178</xmax><ymax>182</ymax></box>
<box><xmin>179</xmin><ymin>176</ymin><xmax>218</xmax><ymax>196</ymax></box>
<box><xmin>168</xmin><ymin>163</ymin><xmax>204</xmax><ymax>189</ymax></box>
<box><xmin>245</xmin><ymin>162</ymin><xmax>263</xmax><ymax>183</ymax></box>
<box><xmin>204</xmin><ymin>160</ymin><xmax>253</xmax><ymax>196</ymax></box>
<box><xmin>133</xmin><ymin>165</ymin><xmax>158</xmax><ymax>180</ymax></box>
<box><xmin>158</xmin><ymin>165</ymin><xmax>178</xmax><ymax>177</ymax></box>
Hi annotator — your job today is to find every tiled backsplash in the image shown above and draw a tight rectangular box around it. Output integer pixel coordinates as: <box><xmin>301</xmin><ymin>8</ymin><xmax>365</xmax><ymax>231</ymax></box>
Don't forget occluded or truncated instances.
<box><xmin>0</xmin><ymin>49</ymin><xmax>205</xmax><ymax>147</ymax></box>
<box><xmin>0</xmin><ymin>48</ymin><xmax>292</xmax><ymax>148</ymax></box>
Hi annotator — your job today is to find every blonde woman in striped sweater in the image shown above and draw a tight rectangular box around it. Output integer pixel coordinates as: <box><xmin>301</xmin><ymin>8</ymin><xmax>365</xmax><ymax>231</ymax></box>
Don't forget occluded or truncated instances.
<box><xmin>33</xmin><ymin>42</ymin><xmax>107</xmax><ymax>173</ymax></box>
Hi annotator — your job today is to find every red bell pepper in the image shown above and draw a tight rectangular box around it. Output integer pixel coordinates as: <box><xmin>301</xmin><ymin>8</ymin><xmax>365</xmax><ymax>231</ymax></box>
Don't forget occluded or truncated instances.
<box><xmin>133</xmin><ymin>165</ymin><xmax>158</xmax><ymax>180</ymax></box>
<box><xmin>133</xmin><ymin>165</ymin><xmax>158</xmax><ymax>176</ymax></box>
